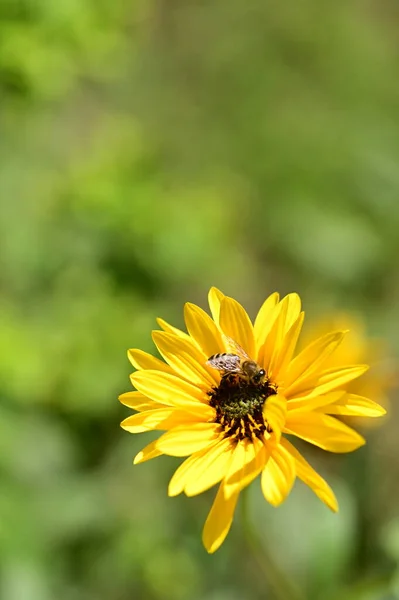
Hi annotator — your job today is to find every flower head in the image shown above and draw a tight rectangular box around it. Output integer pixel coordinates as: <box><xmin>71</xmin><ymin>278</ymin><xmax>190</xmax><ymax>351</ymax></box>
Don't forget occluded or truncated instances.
<box><xmin>119</xmin><ymin>288</ymin><xmax>386</xmax><ymax>553</ymax></box>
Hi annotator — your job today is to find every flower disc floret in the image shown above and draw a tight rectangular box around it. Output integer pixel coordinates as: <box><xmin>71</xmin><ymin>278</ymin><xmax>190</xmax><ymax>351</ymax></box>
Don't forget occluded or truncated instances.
<box><xmin>208</xmin><ymin>375</ymin><xmax>277</xmax><ymax>440</ymax></box>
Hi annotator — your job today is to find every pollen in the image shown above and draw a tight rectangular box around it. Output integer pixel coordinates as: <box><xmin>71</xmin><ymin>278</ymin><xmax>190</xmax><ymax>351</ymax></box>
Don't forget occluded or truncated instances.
<box><xmin>208</xmin><ymin>375</ymin><xmax>278</xmax><ymax>441</ymax></box>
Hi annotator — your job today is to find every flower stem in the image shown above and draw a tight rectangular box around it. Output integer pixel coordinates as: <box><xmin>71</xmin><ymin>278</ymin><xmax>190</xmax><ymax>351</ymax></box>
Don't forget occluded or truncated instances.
<box><xmin>240</xmin><ymin>488</ymin><xmax>305</xmax><ymax>600</ymax></box>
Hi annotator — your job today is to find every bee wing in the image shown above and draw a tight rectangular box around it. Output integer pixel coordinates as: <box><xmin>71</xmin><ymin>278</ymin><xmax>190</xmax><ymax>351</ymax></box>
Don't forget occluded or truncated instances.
<box><xmin>221</xmin><ymin>334</ymin><xmax>250</xmax><ymax>360</ymax></box>
<box><xmin>206</xmin><ymin>354</ymin><xmax>241</xmax><ymax>372</ymax></box>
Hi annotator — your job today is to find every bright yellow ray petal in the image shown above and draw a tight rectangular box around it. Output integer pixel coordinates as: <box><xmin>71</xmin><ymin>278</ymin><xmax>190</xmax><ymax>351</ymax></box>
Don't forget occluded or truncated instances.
<box><xmin>263</xmin><ymin>393</ymin><xmax>287</xmax><ymax>443</ymax></box>
<box><xmin>219</xmin><ymin>296</ymin><xmax>256</xmax><ymax>357</ymax></box>
<box><xmin>287</xmin><ymin>390</ymin><xmax>346</xmax><ymax>412</ymax></box>
<box><xmin>155</xmin><ymin>422</ymin><xmax>221</xmax><ymax>457</ymax></box>
<box><xmin>208</xmin><ymin>287</ymin><xmax>225</xmax><ymax>324</ymax></box>
<box><xmin>284</xmin><ymin>412</ymin><xmax>365</xmax><ymax>452</ymax></box>
<box><xmin>261</xmin><ymin>444</ymin><xmax>296</xmax><ymax>507</ymax></box>
<box><xmin>133</xmin><ymin>440</ymin><xmax>163</xmax><ymax>464</ymax></box>
<box><xmin>184</xmin><ymin>438</ymin><xmax>235</xmax><ymax>496</ymax></box>
<box><xmin>127</xmin><ymin>349</ymin><xmax>173</xmax><ymax>373</ymax></box>
<box><xmin>284</xmin><ymin>293</ymin><xmax>302</xmax><ymax>332</ymax></box>
<box><xmin>318</xmin><ymin>394</ymin><xmax>387</xmax><ymax>418</ymax></box>
<box><xmin>223</xmin><ymin>437</ymin><xmax>267</xmax><ymax>499</ymax></box>
<box><xmin>260</xmin><ymin>297</ymin><xmax>289</xmax><ymax>374</ymax></box>
<box><xmin>283</xmin><ymin>331</ymin><xmax>347</xmax><ymax>394</ymax></box>
<box><xmin>286</xmin><ymin>365</ymin><xmax>369</xmax><ymax>401</ymax></box>
<box><xmin>156</xmin><ymin>318</ymin><xmax>192</xmax><ymax>341</ymax></box>
<box><xmin>254</xmin><ymin>292</ymin><xmax>280</xmax><ymax>351</ymax></box>
<box><xmin>168</xmin><ymin>447</ymin><xmax>212</xmax><ymax>496</ymax></box>
<box><xmin>152</xmin><ymin>331</ymin><xmax>217</xmax><ymax>387</ymax></box>
<box><xmin>131</xmin><ymin>370</ymin><xmax>206</xmax><ymax>407</ymax></box>
<box><xmin>259</xmin><ymin>294</ymin><xmax>302</xmax><ymax>375</ymax></box>
<box><xmin>202</xmin><ymin>482</ymin><xmax>240</xmax><ymax>554</ymax></box>
<box><xmin>121</xmin><ymin>406</ymin><xmax>214</xmax><ymax>433</ymax></box>
<box><xmin>184</xmin><ymin>302</ymin><xmax>224</xmax><ymax>358</ymax></box>
<box><xmin>281</xmin><ymin>438</ymin><xmax>338</xmax><ymax>512</ymax></box>
<box><xmin>169</xmin><ymin>440</ymin><xmax>232</xmax><ymax>497</ymax></box>
<box><xmin>271</xmin><ymin>312</ymin><xmax>305</xmax><ymax>381</ymax></box>
<box><xmin>118</xmin><ymin>391</ymin><xmax>163</xmax><ymax>411</ymax></box>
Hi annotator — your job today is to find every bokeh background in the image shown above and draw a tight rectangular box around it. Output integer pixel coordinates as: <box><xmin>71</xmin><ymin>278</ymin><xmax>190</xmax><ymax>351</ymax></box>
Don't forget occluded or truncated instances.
<box><xmin>1</xmin><ymin>1</ymin><xmax>399</xmax><ymax>599</ymax></box>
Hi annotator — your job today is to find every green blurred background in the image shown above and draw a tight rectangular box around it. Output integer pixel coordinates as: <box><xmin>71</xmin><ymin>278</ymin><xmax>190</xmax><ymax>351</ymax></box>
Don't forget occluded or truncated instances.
<box><xmin>1</xmin><ymin>1</ymin><xmax>399</xmax><ymax>598</ymax></box>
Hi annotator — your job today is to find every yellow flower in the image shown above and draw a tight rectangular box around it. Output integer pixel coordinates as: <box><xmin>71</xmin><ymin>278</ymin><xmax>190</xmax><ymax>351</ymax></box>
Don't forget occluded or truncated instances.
<box><xmin>300</xmin><ymin>313</ymin><xmax>395</xmax><ymax>422</ymax></box>
<box><xmin>119</xmin><ymin>288</ymin><xmax>385</xmax><ymax>553</ymax></box>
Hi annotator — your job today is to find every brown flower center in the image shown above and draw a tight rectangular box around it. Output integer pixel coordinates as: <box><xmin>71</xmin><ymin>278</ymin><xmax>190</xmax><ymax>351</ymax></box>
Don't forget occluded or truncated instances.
<box><xmin>208</xmin><ymin>374</ymin><xmax>277</xmax><ymax>440</ymax></box>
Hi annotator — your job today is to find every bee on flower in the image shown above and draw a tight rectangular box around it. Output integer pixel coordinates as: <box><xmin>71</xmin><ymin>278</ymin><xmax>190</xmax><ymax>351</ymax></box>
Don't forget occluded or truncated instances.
<box><xmin>119</xmin><ymin>288</ymin><xmax>386</xmax><ymax>553</ymax></box>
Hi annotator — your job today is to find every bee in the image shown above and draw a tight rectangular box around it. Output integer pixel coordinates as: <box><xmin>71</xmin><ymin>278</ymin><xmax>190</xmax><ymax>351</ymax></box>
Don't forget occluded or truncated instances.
<box><xmin>206</xmin><ymin>336</ymin><xmax>266</xmax><ymax>385</ymax></box>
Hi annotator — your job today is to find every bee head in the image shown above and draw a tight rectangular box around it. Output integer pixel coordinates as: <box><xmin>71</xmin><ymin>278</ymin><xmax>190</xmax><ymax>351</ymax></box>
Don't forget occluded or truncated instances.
<box><xmin>253</xmin><ymin>369</ymin><xmax>266</xmax><ymax>383</ymax></box>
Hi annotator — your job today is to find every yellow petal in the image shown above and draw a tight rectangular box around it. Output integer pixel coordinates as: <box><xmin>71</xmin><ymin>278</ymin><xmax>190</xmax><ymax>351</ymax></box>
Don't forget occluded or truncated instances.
<box><xmin>287</xmin><ymin>390</ymin><xmax>346</xmax><ymax>412</ymax></box>
<box><xmin>284</xmin><ymin>412</ymin><xmax>365</xmax><ymax>452</ymax></box>
<box><xmin>202</xmin><ymin>482</ymin><xmax>239</xmax><ymax>554</ymax></box>
<box><xmin>260</xmin><ymin>298</ymin><xmax>289</xmax><ymax>374</ymax></box>
<box><xmin>283</xmin><ymin>331</ymin><xmax>347</xmax><ymax>395</ymax></box>
<box><xmin>283</xmin><ymin>293</ymin><xmax>302</xmax><ymax>332</ymax></box>
<box><xmin>118</xmin><ymin>391</ymin><xmax>163</xmax><ymax>411</ymax></box>
<box><xmin>219</xmin><ymin>296</ymin><xmax>256</xmax><ymax>358</ymax></box>
<box><xmin>287</xmin><ymin>365</ymin><xmax>370</xmax><ymax>401</ymax></box>
<box><xmin>152</xmin><ymin>330</ymin><xmax>217</xmax><ymax>387</ymax></box>
<box><xmin>121</xmin><ymin>406</ymin><xmax>213</xmax><ymax>433</ymax></box>
<box><xmin>131</xmin><ymin>370</ymin><xmax>207</xmax><ymax>408</ymax></box>
<box><xmin>261</xmin><ymin>444</ymin><xmax>296</xmax><ymax>506</ymax></box>
<box><xmin>184</xmin><ymin>302</ymin><xmax>224</xmax><ymax>358</ymax></box>
<box><xmin>168</xmin><ymin>440</ymin><xmax>232</xmax><ymax>497</ymax></box>
<box><xmin>155</xmin><ymin>422</ymin><xmax>221</xmax><ymax>456</ymax></box>
<box><xmin>281</xmin><ymin>438</ymin><xmax>338</xmax><ymax>512</ymax></box>
<box><xmin>258</xmin><ymin>294</ymin><xmax>302</xmax><ymax>375</ymax></box>
<box><xmin>168</xmin><ymin>448</ymin><xmax>212</xmax><ymax>496</ymax></box>
<box><xmin>263</xmin><ymin>394</ymin><xmax>287</xmax><ymax>443</ymax></box>
<box><xmin>127</xmin><ymin>349</ymin><xmax>173</xmax><ymax>373</ymax></box>
<box><xmin>318</xmin><ymin>393</ymin><xmax>387</xmax><ymax>418</ymax></box>
<box><xmin>156</xmin><ymin>317</ymin><xmax>192</xmax><ymax>341</ymax></box>
<box><xmin>208</xmin><ymin>287</ymin><xmax>225</xmax><ymax>324</ymax></box>
<box><xmin>272</xmin><ymin>312</ymin><xmax>305</xmax><ymax>381</ymax></box>
<box><xmin>184</xmin><ymin>438</ymin><xmax>234</xmax><ymax>496</ymax></box>
<box><xmin>224</xmin><ymin>437</ymin><xmax>267</xmax><ymax>498</ymax></box>
<box><xmin>133</xmin><ymin>440</ymin><xmax>163</xmax><ymax>464</ymax></box>
<box><xmin>254</xmin><ymin>292</ymin><xmax>280</xmax><ymax>351</ymax></box>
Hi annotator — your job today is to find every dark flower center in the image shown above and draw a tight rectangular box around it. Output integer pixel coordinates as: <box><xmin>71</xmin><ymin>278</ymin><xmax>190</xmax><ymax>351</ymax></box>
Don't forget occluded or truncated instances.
<box><xmin>208</xmin><ymin>374</ymin><xmax>277</xmax><ymax>440</ymax></box>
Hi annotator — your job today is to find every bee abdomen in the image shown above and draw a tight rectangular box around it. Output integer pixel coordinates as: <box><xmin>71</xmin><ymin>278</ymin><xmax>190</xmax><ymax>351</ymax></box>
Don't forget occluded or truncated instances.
<box><xmin>206</xmin><ymin>353</ymin><xmax>241</xmax><ymax>372</ymax></box>
<box><xmin>208</xmin><ymin>352</ymin><xmax>229</xmax><ymax>360</ymax></box>
<box><xmin>208</xmin><ymin>352</ymin><xmax>238</xmax><ymax>362</ymax></box>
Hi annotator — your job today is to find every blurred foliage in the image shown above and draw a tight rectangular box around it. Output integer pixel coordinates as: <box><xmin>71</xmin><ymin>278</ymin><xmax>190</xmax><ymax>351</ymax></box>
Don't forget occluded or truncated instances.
<box><xmin>1</xmin><ymin>0</ymin><xmax>399</xmax><ymax>599</ymax></box>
